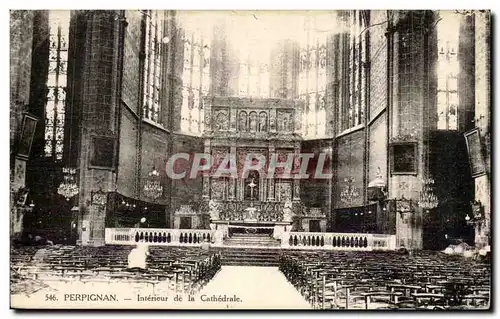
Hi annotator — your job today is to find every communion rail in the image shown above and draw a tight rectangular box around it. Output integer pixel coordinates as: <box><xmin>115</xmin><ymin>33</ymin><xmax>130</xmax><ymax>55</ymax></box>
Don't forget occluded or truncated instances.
<box><xmin>105</xmin><ymin>228</ymin><xmax>215</xmax><ymax>246</ymax></box>
<box><xmin>283</xmin><ymin>232</ymin><xmax>396</xmax><ymax>251</ymax></box>
<box><xmin>105</xmin><ymin>228</ymin><xmax>396</xmax><ymax>251</ymax></box>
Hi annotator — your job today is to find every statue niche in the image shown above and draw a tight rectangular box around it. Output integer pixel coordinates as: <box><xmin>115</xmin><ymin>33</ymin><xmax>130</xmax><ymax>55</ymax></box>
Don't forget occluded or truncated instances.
<box><xmin>209</xmin><ymin>200</ymin><xmax>220</xmax><ymax>221</ymax></box>
<box><xmin>214</xmin><ymin>111</ymin><xmax>229</xmax><ymax>131</ymax></box>
<box><xmin>278</xmin><ymin>111</ymin><xmax>292</xmax><ymax>132</ymax></box>
<box><xmin>211</xmin><ymin>178</ymin><xmax>227</xmax><ymax>200</ymax></box>
<box><xmin>258</xmin><ymin>111</ymin><xmax>267</xmax><ymax>132</ymax></box>
<box><xmin>249</xmin><ymin>112</ymin><xmax>258</xmax><ymax>132</ymax></box>
<box><xmin>208</xmin><ymin>200</ymin><xmax>221</xmax><ymax>230</ymax></box>
<box><xmin>239</xmin><ymin>111</ymin><xmax>248</xmax><ymax>132</ymax></box>
<box><xmin>282</xmin><ymin>200</ymin><xmax>293</xmax><ymax>223</ymax></box>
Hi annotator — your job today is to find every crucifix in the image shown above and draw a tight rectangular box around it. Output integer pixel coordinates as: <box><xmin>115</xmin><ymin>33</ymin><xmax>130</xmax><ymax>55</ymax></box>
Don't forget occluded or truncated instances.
<box><xmin>245</xmin><ymin>178</ymin><xmax>258</xmax><ymax>221</ymax></box>
<box><xmin>248</xmin><ymin>178</ymin><xmax>257</xmax><ymax>201</ymax></box>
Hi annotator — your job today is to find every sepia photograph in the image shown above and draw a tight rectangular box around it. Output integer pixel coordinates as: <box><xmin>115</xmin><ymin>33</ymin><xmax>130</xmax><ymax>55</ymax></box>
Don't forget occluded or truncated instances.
<box><xmin>9</xmin><ymin>8</ymin><xmax>492</xmax><ymax>310</ymax></box>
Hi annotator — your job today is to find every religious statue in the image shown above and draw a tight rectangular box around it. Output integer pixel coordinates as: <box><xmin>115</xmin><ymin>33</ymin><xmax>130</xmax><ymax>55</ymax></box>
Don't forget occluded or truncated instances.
<box><xmin>215</xmin><ymin>112</ymin><xmax>228</xmax><ymax>131</ymax></box>
<box><xmin>208</xmin><ymin>199</ymin><xmax>220</xmax><ymax>221</ymax></box>
<box><xmin>282</xmin><ymin>200</ymin><xmax>293</xmax><ymax>223</ymax></box>
<box><xmin>282</xmin><ymin>116</ymin><xmax>288</xmax><ymax>131</ymax></box>
<box><xmin>239</xmin><ymin>111</ymin><xmax>248</xmax><ymax>131</ymax></box>
<box><xmin>249</xmin><ymin>112</ymin><xmax>258</xmax><ymax>132</ymax></box>
<box><xmin>258</xmin><ymin>112</ymin><xmax>267</xmax><ymax>132</ymax></box>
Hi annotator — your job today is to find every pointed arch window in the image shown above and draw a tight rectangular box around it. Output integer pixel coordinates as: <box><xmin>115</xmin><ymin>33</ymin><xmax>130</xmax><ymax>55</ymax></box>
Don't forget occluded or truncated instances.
<box><xmin>344</xmin><ymin>10</ymin><xmax>366</xmax><ymax>131</ymax></box>
<box><xmin>298</xmin><ymin>16</ymin><xmax>328</xmax><ymax>138</ymax></box>
<box><xmin>142</xmin><ymin>10</ymin><xmax>164</xmax><ymax>123</ymax></box>
<box><xmin>44</xmin><ymin>11</ymin><xmax>70</xmax><ymax>160</ymax></box>
<box><xmin>179</xmin><ymin>14</ymin><xmax>211</xmax><ymax>134</ymax></box>
<box><xmin>436</xmin><ymin>12</ymin><xmax>460</xmax><ymax>130</ymax></box>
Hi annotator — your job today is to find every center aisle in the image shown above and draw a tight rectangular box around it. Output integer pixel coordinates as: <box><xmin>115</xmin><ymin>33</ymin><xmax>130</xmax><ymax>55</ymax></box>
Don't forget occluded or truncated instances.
<box><xmin>195</xmin><ymin>266</ymin><xmax>311</xmax><ymax>309</ymax></box>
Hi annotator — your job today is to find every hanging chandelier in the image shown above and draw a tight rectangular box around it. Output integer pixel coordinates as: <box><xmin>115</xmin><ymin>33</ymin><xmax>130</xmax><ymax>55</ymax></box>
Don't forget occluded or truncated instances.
<box><xmin>143</xmin><ymin>167</ymin><xmax>163</xmax><ymax>201</ymax></box>
<box><xmin>57</xmin><ymin>167</ymin><xmax>79</xmax><ymax>201</ymax></box>
<box><xmin>340</xmin><ymin>177</ymin><xmax>360</xmax><ymax>204</ymax></box>
<box><xmin>418</xmin><ymin>177</ymin><xmax>439</xmax><ymax>210</ymax></box>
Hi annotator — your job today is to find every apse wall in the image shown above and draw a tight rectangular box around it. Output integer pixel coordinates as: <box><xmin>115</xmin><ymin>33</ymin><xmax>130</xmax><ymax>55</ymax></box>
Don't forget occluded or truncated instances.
<box><xmin>300</xmin><ymin>139</ymin><xmax>333</xmax><ymax>212</ymax></box>
<box><xmin>334</xmin><ymin>130</ymin><xmax>365</xmax><ymax>209</ymax></box>
<box><xmin>169</xmin><ymin>134</ymin><xmax>204</xmax><ymax>226</ymax></box>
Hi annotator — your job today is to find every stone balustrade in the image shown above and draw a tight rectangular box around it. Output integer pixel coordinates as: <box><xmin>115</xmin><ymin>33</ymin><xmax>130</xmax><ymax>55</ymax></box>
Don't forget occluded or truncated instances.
<box><xmin>105</xmin><ymin>228</ymin><xmax>215</xmax><ymax>246</ymax></box>
<box><xmin>283</xmin><ymin>232</ymin><xmax>396</xmax><ymax>251</ymax></box>
<box><xmin>105</xmin><ymin>228</ymin><xmax>396</xmax><ymax>251</ymax></box>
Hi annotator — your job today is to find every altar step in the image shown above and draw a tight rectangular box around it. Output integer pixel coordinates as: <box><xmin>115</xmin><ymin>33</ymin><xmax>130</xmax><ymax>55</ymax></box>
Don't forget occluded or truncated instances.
<box><xmin>223</xmin><ymin>234</ymin><xmax>280</xmax><ymax>248</ymax></box>
<box><xmin>229</xmin><ymin>233</ymin><xmax>271</xmax><ymax>237</ymax></box>
<box><xmin>217</xmin><ymin>247</ymin><xmax>280</xmax><ymax>266</ymax></box>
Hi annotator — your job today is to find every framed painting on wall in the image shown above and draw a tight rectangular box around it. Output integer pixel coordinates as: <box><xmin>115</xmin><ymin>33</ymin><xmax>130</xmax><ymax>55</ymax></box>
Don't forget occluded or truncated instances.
<box><xmin>464</xmin><ymin>128</ymin><xmax>487</xmax><ymax>178</ymax></box>
<box><xmin>390</xmin><ymin>142</ymin><xmax>418</xmax><ymax>175</ymax></box>
<box><xmin>89</xmin><ymin>135</ymin><xmax>116</xmax><ymax>169</ymax></box>
<box><xmin>16</xmin><ymin>113</ymin><xmax>38</xmax><ymax>160</ymax></box>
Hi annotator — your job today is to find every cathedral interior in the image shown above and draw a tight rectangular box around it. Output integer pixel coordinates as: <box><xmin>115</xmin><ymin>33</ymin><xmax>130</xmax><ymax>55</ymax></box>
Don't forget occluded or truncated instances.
<box><xmin>10</xmin><ymin>10</ymin><xmax>491</xmax><ymax>252</ymax></box>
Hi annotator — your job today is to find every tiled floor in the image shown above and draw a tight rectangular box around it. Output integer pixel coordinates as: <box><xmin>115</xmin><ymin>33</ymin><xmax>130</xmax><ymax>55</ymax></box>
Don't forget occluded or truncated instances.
<box><xmin>196</xmin><ymin>266</ymin><xmax>311</xmax><ymax>309</ymax></box>
<box><xmin>11</xmin><ymin>265</ymin><xmax>311</xmax><ymax>309</ymax></box>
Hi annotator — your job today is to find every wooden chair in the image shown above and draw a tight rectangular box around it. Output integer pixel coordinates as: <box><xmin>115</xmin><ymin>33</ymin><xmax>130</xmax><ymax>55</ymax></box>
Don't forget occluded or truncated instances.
<box><xmin>411</xmin><ymin>293</ymin><xmax>445</xmax><ymax>308</ymax></box>
<box><xmin>360</xmin><ymin>291</ymin><xmax>403</xmax><ymax>309</ymax></box>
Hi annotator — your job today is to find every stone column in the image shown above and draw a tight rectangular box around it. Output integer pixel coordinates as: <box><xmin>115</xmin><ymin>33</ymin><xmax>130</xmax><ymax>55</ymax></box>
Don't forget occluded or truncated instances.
<box><xmin>474</xmin><ymin>11</ymin><xmax>491</xmax><ymax>249</ymax></box>
<box><xmin>10</xmin><ymin>11</ymin><xmax>34</xmax><ymax>239</ymax></box>
<box><xmin>239</xmin><ymin>179</ymin><xmax>244</xmax><ymax>201</ymax></box>
<box><xmin>228</xmin><ymin>145</ymin><xmax>236</xmax><ymax>199</ymax></box>
<box><xmin>292</xmin><ymin>142</ymin><xmax>301</xmax><ymax>201</ymax></box>
<box><xmin>268</xmin><ymin>144</ymin><xmax>276</xmax><ymax>200</ymax></box>
<box><xmin>76</xmin><ymin>11</ymin><xmax>121</xmax><ymax>246</ymax></box>
<box><xmin>261</xmin><ymin>175</ymin><xmax>267</xmax><ymax>202</ymax></box>
<box><xmin>269</xmin><ymin>109</ymin><xmax>277</xmax><ymax>133</ymax></box>
<box><xmin>389</xmin><ymin>11</ymin><xmax>427</xmax><ymax>250</ymax></box>
<box><xmin>202</xmin><ymin>139</ymin><xmax>211</xmax><ymax>199</ymax></box>
<box><xmin>168</xmin><ymin>12</ymin><xmax>185</xmax><ymax>133</ymax></box>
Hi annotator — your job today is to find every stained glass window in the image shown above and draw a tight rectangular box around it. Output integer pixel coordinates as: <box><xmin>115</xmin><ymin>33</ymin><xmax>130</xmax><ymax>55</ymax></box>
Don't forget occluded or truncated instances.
<box><xmin>143</xmin><ymin>10</ymin><xmax>164</xmax><ymax>123</ymax></box>
<box><xmin>297</xmin><ymin>15</ymin><xmax>332</xmax><ymax>138</ymax></box>
<box><xmin>178</xmin><ymin>14</ymin><xmax>211</xmax><ymax>134</ymax></box>
<box><xmin>44</xmin><ymin>11</ymin><xmax>70</xmax><ymax>160</ymax></box>
<box><xmin>436</xmin><ymin>12</ymin><xmax>459</xmax><ymax>130</ymax></box>
<box><xmin>345</xmin><ymin>10</ymin><xmax>366</xmax><ymax>131</ymax></box>
<box><xmin>297</xmin><ymin>17</ymin><xmax>320</xmax><ymax>138</ymax></box>
<box><xmin>233</xmin><ymin>35</ymin><xmax>271</xmax><ymax>99</ymax></box>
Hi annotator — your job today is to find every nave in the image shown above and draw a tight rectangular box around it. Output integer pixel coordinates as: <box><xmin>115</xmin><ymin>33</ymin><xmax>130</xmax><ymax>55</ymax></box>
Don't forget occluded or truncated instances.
<box><xmin>195</xmin><ymin>266</ymin><xmax>311</xmax><ymax>309</ymax></box>
<box><xmin>10</xmin><ymin>244</ymin><xmax>490</xmax><ymax>310</ymax></box>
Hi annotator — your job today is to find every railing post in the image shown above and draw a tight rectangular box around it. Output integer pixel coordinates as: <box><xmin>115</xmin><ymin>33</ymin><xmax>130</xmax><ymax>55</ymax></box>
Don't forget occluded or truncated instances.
<box><xmin>172</xmin><ymin>229</ymin><xmax>180</xmax><ymax>244</ymax></box>
<box><xmin>281</xmin><ymin>232</ymin><xmax>290</xmax><ymax>248</ymax></box>
<box><xmin>366</xmin><ymin>234</ymin><xmax>374</xmax><ymax>251</ymax></box>
<box><xmin>104</xmin><ymin>228</ymin><xmax>112</xmax><ymax>244</ymax></box>
<box><xmin>128</xmin><ymin>228</ymin><xmax>135</xmax><ymax>244</ymax></box>
<box><xmin>389</xmin><ymin>235</ymin><xmax>397</xmax><ymax>250</ymax></box>
<box><xmin>324</xmin><ymin>234</ymin><xmax>333</xmax><ymax>249</ymax></box>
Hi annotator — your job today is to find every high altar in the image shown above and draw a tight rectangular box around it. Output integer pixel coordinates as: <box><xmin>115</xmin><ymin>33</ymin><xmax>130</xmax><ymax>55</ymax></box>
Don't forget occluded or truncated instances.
<box><xmin>200</xmin><ymin>96</ymin><xmax>306</xmax><ymax>238</ymax></box>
